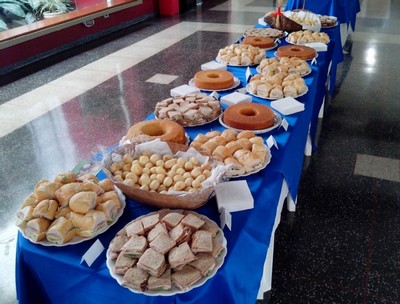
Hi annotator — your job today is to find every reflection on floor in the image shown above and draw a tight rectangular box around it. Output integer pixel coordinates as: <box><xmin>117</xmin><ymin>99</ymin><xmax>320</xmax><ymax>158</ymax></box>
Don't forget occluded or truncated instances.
<box><xmin>1</xmin><ymin>0</ymin><xmax>399</xmax><ymax>303</ymax></box>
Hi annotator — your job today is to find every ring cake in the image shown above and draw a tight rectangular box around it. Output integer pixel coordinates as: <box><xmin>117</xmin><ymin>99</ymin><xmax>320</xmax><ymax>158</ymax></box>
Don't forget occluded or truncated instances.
<box><xmin>242</xmin><ymin>36</ymin><xmax>275</xmax><ymax>49</ymax></box>
<box><xmin>276</xmin><ymin>45</ymin><xmax>316</xmax><ymax>60</ymax></box>
<box><xmin>124</xmin><ymin>120</ymin><xmax>187</xmax><ymax>144</ymax></box>
<box><xmin>194</xmin><ymin>70</ymin><xmax>235</xmax><ymax>90</ymax></box>
<box><xmin>223</xmin><ymin>103</ymin><xmax>275</xmax><ymax>130</ymax></box>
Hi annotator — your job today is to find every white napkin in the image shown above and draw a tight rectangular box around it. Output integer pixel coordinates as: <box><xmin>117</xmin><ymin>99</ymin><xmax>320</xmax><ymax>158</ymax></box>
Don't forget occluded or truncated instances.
<box><xmin>201</xmin><ymin>61</ymin><xmax>227</xmax><ymax>71</ymax></box>
<box><xmin>270</xmin><ymin>97</ymin><xmax>305</xmax><ymax>115</ymax></box>
<box><xmin>220</xmin><ymin>92</ymin><xmax>252</xmax><ymax>106</ymax></box>
<box><xmin>305</xmin><ymin>42</ymin><xmax>328</xmax><ymax>52</ymax></box>
<box><xmin>170</xmin><ymin>84</ymin><xmax>200</xmax><ymax>97</ymax></box>
<box><xmin>216</xmin><ymin>180</ymin><xmax>254</xmax><ymax>213</ymax></box>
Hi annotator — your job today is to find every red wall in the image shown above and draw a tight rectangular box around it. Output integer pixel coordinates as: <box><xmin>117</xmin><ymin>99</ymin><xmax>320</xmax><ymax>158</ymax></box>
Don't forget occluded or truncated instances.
<box><xmin>0</xmin><ymin>0</ymin><xmax>155</xmax><ymax>69</ymax></box>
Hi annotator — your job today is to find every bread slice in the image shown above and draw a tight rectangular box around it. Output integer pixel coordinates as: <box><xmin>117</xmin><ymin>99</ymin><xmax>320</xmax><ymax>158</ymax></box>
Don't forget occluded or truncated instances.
<box><xmin>147</xmin><ymin>269</ymin><xmax>172</xmax><ymax>291</ymax></box>
<box><xmin>122</xmin><ymin>267</ymin><xmax>149</xmax><ymax>291</ymax></box>
<box><xmin>137</xmin><ymin>248</ymin><xmax>166</xmax><ymax>278</ymax></box>
<box><xmin>161</xmin><ymin>212</ymin><xmax>184</xmax><ymax>229</ymax></box>
<box><xmin>147</xmin><ymin>222</ymin><xmax>168</xmax><ymax>242</ymax></box>
<box><xmin>121</xmin><ymin>235</ymin><xmax>148</xmax><ymax>258</ymax></box>
<box><xmin>181</xmin><ymin>213</ymin><xmax>205</xmax><ymax>231</ymax></box>
<box><xmin>109</xmin><ymin>235</ymin><xmax>129</xmax><ymax>259</ymax></box>
<box><xmin>171</xmin><ymin>265</ymin><xmax>202</xmax><ymax>291</ymax></box>
<box><xmin>168</xmin><ymin>242</ymin><xmax>197</xmax><ymax>269</ymax></box>
<box><xmin>189</xmin><ymin>253</ymin><xmax>217</xmax><ymax>276</ymax></box>
<box><xmin>141</xmin><ymin>213</ymin><xmax>160</xmax><ymax>232</ymax></box>
<box><xmin>169</xmin><ymin>223</ymin><xmax>192</xmax><ymax>245</ymax></box>
<box><xmin>149</xmin><ymin>231</ymin><xmax>176</xmax><ymax>255</ymax></box>
<box><xmin>191</xmin><ymin>230</ymin><xmax>213</xmax><ymax>253</ymax></box>
<box><xmin>114</xmin><ymin>253</ymin><xmax>137</xmax><ymax>275</ymax></box>
<box><xmin>125</xmin><ymin>220</ymin><xmax>145</xmax><ymax>237</ymax></box>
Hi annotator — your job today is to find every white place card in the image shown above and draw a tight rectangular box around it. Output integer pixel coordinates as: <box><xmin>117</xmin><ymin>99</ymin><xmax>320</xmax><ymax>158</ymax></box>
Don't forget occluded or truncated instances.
<box><xmin>281</xmin><ymin>118</ymin><xmax>289</xmax><ymax>131</ymax></box>
<box><xmin>220</xmin><ymin>207</ymin><xmax>232</xmax><ymax>231</ymax></box>
<box><xmin>81</xmin><ymin>239</ymin><xmax>104</xmax><ymax>267</ymax></box>
<box><xmin>311</xmin><ymin>57</ymin><xmax>318</xmax><ymax>65</ymax></box>
<box><xmin>266</xmin><ymin>135</ymin><xmax>279</xmax><ymax>149</ymax></box>
<box><xmin>245</xmin><ymin>67</ymin><xmax>252</xmax><ymax>83</ymax></box>
<box><xmin>236</xmin><ymin>87</ymin><xmax>248</xmax><ymax>94</ymax></box>
<box><xmin>210</xmin><ymin>91</ymin><xmax>220</xmax><ymax>100</ymax></box>
<box><xmin>258</xmin><ymin>17</ymin><xmax>267</xmax><ymax>26</ymax></box>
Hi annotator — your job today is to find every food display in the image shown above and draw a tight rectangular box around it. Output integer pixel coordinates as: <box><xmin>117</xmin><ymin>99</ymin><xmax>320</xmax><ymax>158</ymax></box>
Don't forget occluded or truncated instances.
<box><xmin>244</xmin><ymin>27</ymin><xmax>285</xmax><ymax>39</ymax></box>
<box><xmin>287</xmin><ymin>30</ymin><xmax>330</xmax><ymax>45</ymax></box>
<box><xmin>193</xmin><ymin>70</ymin><xmax>235</xmax><ymax>91</ymax></box>
<box><xmin>190</xmin><ymin>130</ymin><xmax>271</xmax><ymax>177</ymax></box>
<box><xmin>247</xmin><ymin>72</ymin><xmax>308</xmax><ymax>99</ymax></box>
<box><xmin>264</xmin><ymin>10</ymin><xmax>302</xmax><ymax>32</ymax></box>
<box><xmin>318</xmin><ymin>15</ymin><xmax>337</xmax><ymax>28</ymax></box>
<box><xmin>102</xmin><ymin>141</ymin><xmax>227</xmax><ymax>209</ymax></box>
<box><xmin>283</xmin><ymin>10</ymin><xmax>321</xmax><ymax>31</ymax></box>
<box><xmin>242</xmin><ymin>36</ymin><xmax>276</xmax><ymax>49</ymax></box>
<box><xmin>257</xmin><ymin>57</ymin><xmax>311</xmax><ymax>77</ymax></box>
<box><xmin>122</xmin><ymin>120</ymin><xmax>187</xmax><ymax>145</ymax></box>
<box><xmin>222</xmin><ymin>103</ymin><xmax>275</xmax><ymax>131</ymax></box>
<box><xmin>154</xmin><ymin>93</ymin><xmax>221</xmax><ymax>127</ymax></box>
<box><xmin>275</xmin><ymin>45</ymin><xmax>317</xmax><ymax>60</ymax></box>
<box><xmin>16</xmin><ymin>172</ymin><xmax>125</xmax><ymax>245</ymax></box>
<box><xmin>216</xmin><ymin>44</ymin><xmax>266</xmax><ymax>66</ymax></box>
<box><xmin>106</xmin><ymin>209</ymin><xmax>227</xmax><ymax>295</ymax></box>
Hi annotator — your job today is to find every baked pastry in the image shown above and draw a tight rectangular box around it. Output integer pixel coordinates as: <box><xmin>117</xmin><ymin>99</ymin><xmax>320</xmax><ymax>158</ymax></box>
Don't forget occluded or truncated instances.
<box><xmin>223</xmin><ymin>103</ymin><xmax>275</xmax><ymax>130</ymax></box>
<box><xmin>216</xmin><ymin>44</ymin><xmax>265</xmax><ymax>66</ymax></box>
<box><xmin>242</xmin><ymin>36</ymin><xmax>275</xmax><ymax>49</ymax></box>
<box><xmin>276</xmin><ymin>45</ymin><xmax>316</xmax><ymax>60</ymax></box>
<box><xmin>155</xmin><ymin>93</ymin><xmax>221</xmax><ymax>126</ymax></box>
<box><xmin>193</xmin><ymin>70</ymin><xmax>234</xmax><ymax>90</ymax></box>
<box><xmin>257</xmin><ymin>56</ymin><xmax>311</xmax><ymax>77</ymax></box>
<box><xmin>245</xmin><ymin>27</ymin><xmax>285</xmax><ymax>39</ymax></box>
<box><xmin>287</xmin><ymin>30</ymin><xmax>330</xmax><ymax>44</ymax></box>
<box><xmin>123</xmin><ymin>120</ymin><xmax>187</xmax><ymax>145</ymax></box>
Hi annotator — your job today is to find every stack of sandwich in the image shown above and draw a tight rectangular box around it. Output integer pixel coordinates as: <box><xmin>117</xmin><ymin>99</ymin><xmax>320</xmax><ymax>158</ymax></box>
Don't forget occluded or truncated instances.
<box><xmin>16</xmin><ymin>171</ymin><xmax>123</xmax><ymax>245</ymax></box>
<box><xmin>107</xmin><ymin>209</ymin><xmax>226</xmax><ymax>293</ymax></box>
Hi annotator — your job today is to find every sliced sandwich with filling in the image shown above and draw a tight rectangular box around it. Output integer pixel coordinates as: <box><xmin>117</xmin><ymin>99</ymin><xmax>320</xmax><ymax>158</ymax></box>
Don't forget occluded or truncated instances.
<box><xmin>122</xmin><ymin>267</ymin><xmax>149</xmax><ymax>291</ymax></box>
<box><xmin>171</xmin><ymin>265</ymin><xmax>202</xmax><ymax>291</ymax></box>
<box><xmin>137</xmin><ymin>248</ymin><xmax>167</xmax><ymax>278</ymax></box>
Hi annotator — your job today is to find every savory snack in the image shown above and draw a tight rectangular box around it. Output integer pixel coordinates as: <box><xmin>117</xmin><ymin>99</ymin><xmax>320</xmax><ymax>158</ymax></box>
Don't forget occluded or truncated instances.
<box><xmin>242</xmin><ymin>36</ymin><xmax>275</xmax><ymax>49</ymax></box>
<box><xmin>107</xmin><ymin>210</ymin><xmax>226</xmax><ymax>293</ymax></box>
<box><xmin>155</xmin><ymin>93</ymin><xmax>221</xmax><ymax>126</ymax></box>
<box><xmin>319</xmin><ymin>15</ymin><xmax>337</xmax><ymax>28</ymax></box>
<box><xmin>222</xmin><ymin>103</ymin><xmax>275</xmax><ymax>130</ymax></box>
<box><xmin>16</xmin><ymin>172</ymin><xmax>123</xmax><ymax>245</ymax></box>
<box><xmin>123</xmin><ymin>120</ymin><xmax>187</xmax><ymax>145</ymax></box>
<box><xmin>287</xmin><ymin>30</ymin><xmax>330</xmax><ymax>45</ymax></box>
<box><xmin>257</xmin><ymin>56</ymin><xmax>311</xmax><ymax>77</ymax></box>
<box><xmin>216</xmin><ymin>44</ymin><xmax>265</xmax><ymax>66</ymax></box>
<box><xmin>244</xmin><ymin>27</ymin><xmax>285</xmax><ymax>39</ymax></box>
<box><xmin>247</xmin><ymin>72</ymin><xmax>308</xmax><ymax>99</ymax></box>
<box><xmin>276</xmin><ymin>45</ymin><xmax>317</xmax><ymax>60</ymax></box>
<box><xmin>264</xmin><ymin>10</ymin><xmax>302</xmax><ymax>32</ymax></box>
<box><xmin>190</xmin><ymin>130</ymin><xmax>270</xmax><ymax>176</ymax></box>
<box><xmin>193</xmin><ymin>70</ymin><xmax>234</xmax><ymax>90</ymax></box>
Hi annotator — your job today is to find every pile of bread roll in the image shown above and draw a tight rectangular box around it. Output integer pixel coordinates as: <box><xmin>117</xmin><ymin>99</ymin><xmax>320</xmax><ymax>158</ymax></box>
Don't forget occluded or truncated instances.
<box><xmin>287</xmin><ymin>30</ymin><xmax>330</xmax><ymax>44</ymax></box>
<box><xmin>216</xmin><ymin>44</ymin><xmax>265</xmax><ymax>66</ymax></box>
<box><xmin>106</xmin><ymin>151</ymin><xmax>212</xmax><ymax>193</ymax></box>
<box><xmin>248</xmin><ymin>72</ymin><xmax>307</xmax><ymax>99</ymax></box>
<box><xmin>16</xmin><ymin>171</ymin><xmax>122</xmax><ymax>245</ymax></box>
<box><xmin>190</xmin><ymin>130</ymin><xmax>269</xmax><ymax>177</ymax></box>
<box><xmin>257</xmin><ymin>56</ymin><xmax>311</xmax><ymax>77</ymax></box>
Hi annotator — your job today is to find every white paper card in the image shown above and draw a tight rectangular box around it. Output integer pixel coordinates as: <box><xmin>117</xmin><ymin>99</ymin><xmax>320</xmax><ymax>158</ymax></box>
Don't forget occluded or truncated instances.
<box><xmin>311</xmin><ymin>57</ymin><xmax>318</xmax><ymax>65</ymax></box>
<box><xmin>258</xmin><ymin>17</ymin><xmax>267</xmax><ymax>26</ymax></box>
<box><xmin>281</xmin><ymin>118</ymin><xmax>289</xmax><ymax>131</ymax></box>
<box><xmin>236</xmin><ymin>87</ymin><xmax>248</xmax><ymax>94</ymax></box>
<box><xmin>171</xmin><ymin>85</ymin><xmax>200</xmax><ymax>97</ymax></box>
<box><xmin>81</xmin><ymin>239</ymin><xmax>104</xmax><ymax>267</ymax></box>
<box><xmin>245</xmin><ymin>67</ymin><xmax>252</xmax><ymax>83</ymax></box>
<box><xmin>220</xmin><ymin>207</ymin><xmax>232</xmax><ymax>230</ymax></box>
<box><xmin>266</xmin><ymin>135</ymin><xmax>278</xmax><ymax>149</ymax></box>
<box><xmin>305</xmin><ymin>42</ymin><xmax>327</xmax><ymax>52</ymax></box>
<box><xmin>201</xmin><ymin>61</ymin><xmax>227</xmax><ymax>71</ymax></box>
<box><xmin>216</xmin><ymin>180</ymin><xmax>254</xmax><ymax>213</ymax></box>
<box><xmin>220</xmin><ymin>92</ymin><xmax>252</xmax><ymax>107</ymax></box>
<box><xmin>270</xmin><ymin>97</ymin><xmax>304</xmax><ymax>115</ymax></box>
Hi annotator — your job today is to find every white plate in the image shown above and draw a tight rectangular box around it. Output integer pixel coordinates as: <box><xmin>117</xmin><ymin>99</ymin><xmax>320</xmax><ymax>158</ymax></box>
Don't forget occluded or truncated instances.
<box><xmin>219</xmin><ymin>111</ymin><xmax>282</xmax><ymax>135</ymax></box>
<box><xmin>19</xmin><ymin>188</ymin><xmax>126</xmax><ymax>246</ymax></box>
<box><xmin>285</xmin><ymin>36</ymin><xmax>330</xmax><ymax>45</ymax></box>
<box><xmin>155</xmin><ymin>112</ymin><xmax>221</xmax><ymax>128</ymax></box>
<box><xmin>274</xmin><ymin>51</ymin><xmax>318</xmax><ymax>61</ymax></box>
<box><xmin>189</xmin><ymin>77</ymin><xmax>241</xmax><ymax>92</ymax></box>
<box><xmin>106</xmin><ymin>210</ymin><xmax>227</xmax><ymax>296</ymax></box>
<box><xmin>255</xmin><ymin>64</ymin><xmax>311</xmax><ymax>77</ymax></box>
<box><xmin>245</xmin><ymin>84</ymin><xmax>309</xmax><ymax>100</ymax></box>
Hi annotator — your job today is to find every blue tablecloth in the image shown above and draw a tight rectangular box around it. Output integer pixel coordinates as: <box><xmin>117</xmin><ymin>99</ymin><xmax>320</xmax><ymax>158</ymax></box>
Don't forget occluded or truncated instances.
<box><xmin>285</xmin><ymin>0</ymin><xmax>360</xmax><ymax>30</ymax></box>
<box><xmin>15</xmin><ymin>25</ymin><xmax>338</xmax><ymax>304</ymax></box>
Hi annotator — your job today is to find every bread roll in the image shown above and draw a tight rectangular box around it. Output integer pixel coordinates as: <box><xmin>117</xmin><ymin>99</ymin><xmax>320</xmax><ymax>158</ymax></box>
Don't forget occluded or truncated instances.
<box><xmin>236</xmin><ymin>138</ymin><xmax>252</xmax><ymax>150</ymax></box>
<box><xmin>69</xmin><ymin>210</ymin><xmax>107</xmax><ymax>237</ymax></box>
<box><xmin>46</xmin><ymin>217</ymin><xmax>76</xmax><ymax>245</ymax></box>
<box><xmin>54</xmin><ymin>171</ymin><xmax>77</xmax><ymax>184</ymax></box>
<box><xmin>99</xmin><ymin>179</ymin><xmax>114</xmax><ymax>192</ymax></box>
<box><xmin>25</xmin><ymin>218</ymin><xmax>52</xmax><ymax>242</ymax></box>
<box><xmin>220</xmin><ymin>129</ymin><xmax>238</xmax><ymax>142</ymax></box>
<box><xmin>35</xmin><ymin>182</ymin><xmax>62</xmax><ymax>202</ymax></box>
<box><xmin>21</xmin><ymin>192</ymin><xmax>38</xmax><ymax>208</ymax></box>
<box><xmin>224</xmin><ymin>157</ymin><xmax>245</xmax><ymax>176</ymax></box>
<box><xmin>69</xmin><ymin>191</ymin><xmax>97</xmax><ymax>213</ymax></box>
<box><xmin>32</xmin><ymin>199</ymin><xmax>58</xmax><ymax>220</ymax></box>
<box><xmin>55</xmin><ymin>182</ymin><xmax>83</xmax><ymax>207</ymax></box>
<box><xmin>82</xmin><ymin>180</ymin><xmax>104</xmax><ymax>195</ymax></box>
<box><xmin>96</xmin><ymin>200</ymin><xmax>118</xmax><ymax>222</ymax></box>
<box><xmin>97</xmin><ymin>191</ymin><xmax>121</xmax><ymax>209</ymax></box>
<box><xmin>225</xmin><ymin>141</ymin><xmax>241</xmax><ymax>155</ymax></box>
<box><xmin>212</xmin><ymin>146</ymin><xmax>231</xmax><ymax>159</ymax></box>
<box><xmin>236</xmin><ymin>130</ymin><xmax>255</xmax><ymax>139</ymax></box>
<box><xmin>16</xmin><ymin>206</ymin><xmax>34</xmax><ymax>228</ymax></box>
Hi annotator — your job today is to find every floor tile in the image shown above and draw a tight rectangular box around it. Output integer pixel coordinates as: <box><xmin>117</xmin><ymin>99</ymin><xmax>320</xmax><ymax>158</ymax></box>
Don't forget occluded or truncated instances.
<box><xmin>354</xmin><ymin>154</ymin><xmax>400</xmax><ymax>182</ymax></box>
<box><xmin>145</xmin><ymin>73</ymin><xmax>179</xmax><ymax>84</ymax></box>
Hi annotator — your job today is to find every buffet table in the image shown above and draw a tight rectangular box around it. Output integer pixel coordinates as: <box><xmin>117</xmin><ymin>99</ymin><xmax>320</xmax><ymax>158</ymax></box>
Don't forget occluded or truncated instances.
<box><xmin>16</xmin><ymin>21</ymin><xmax>338</xmax><ymax>304</ymax></box>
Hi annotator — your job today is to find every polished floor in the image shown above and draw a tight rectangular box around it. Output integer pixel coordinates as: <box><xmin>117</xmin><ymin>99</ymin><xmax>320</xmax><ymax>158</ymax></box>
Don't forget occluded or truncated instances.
<box><xmin>1</xmin><ymin>0</ymin><xmax>400</xmax><ymax>303</ymax></box>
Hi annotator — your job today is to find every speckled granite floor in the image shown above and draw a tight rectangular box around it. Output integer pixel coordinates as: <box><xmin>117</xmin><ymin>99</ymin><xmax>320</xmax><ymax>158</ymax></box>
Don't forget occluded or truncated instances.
<box><xmin>1</xmin><ymin>0</ymin><xmax>399</xmax><ymax>303</ymax></box>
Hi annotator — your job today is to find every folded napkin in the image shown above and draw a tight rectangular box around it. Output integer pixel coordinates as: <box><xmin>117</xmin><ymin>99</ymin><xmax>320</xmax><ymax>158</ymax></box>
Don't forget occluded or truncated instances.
<box><xmin>170</xmin><ymin>84</ymin><xmax>200</xmax><ymax>97</ymax></box>
<box><xmin>201</xmin><ymin>61</ymin><xmax>227</xmax><ymax>71</ymax></box>
<box><xmin>270</xmin><ymin>97</ymin><xmax>305</xmax><ymax>115</ymax></box>
<box><xmin>220</xmin><ymin>92</ymin><xmax>252</xmax><ymax>107</ymax></box>
<box><xmin>216</xmin><ymin>180</ymin><xmax>254</xmax><ymax>213</ymax></box>
<box><xmin>305</xmin><ymin>42</ymin><xmax>328</xmax><ymax>52</ymax></box>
